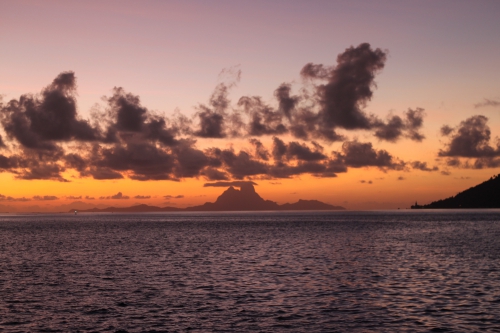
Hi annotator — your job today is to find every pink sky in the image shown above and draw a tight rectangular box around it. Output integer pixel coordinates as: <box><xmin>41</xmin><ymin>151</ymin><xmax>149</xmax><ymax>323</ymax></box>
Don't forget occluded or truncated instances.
<box><xmin>1</xmin><ymin>0</ymin><xmax>500</xmax><ymax>211</ymax></box>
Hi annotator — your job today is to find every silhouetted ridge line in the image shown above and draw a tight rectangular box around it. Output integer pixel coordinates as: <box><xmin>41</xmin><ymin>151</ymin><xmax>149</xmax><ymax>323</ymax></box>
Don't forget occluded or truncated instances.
<box><xmin>413</xmin><ymin>174</ymin><xmax>500</xmax><ymax>209</ymax></box>
<box><xmin>70</xmin><ymin>183</ymin><xmax>344</xmax><ymax>212</ymax></box>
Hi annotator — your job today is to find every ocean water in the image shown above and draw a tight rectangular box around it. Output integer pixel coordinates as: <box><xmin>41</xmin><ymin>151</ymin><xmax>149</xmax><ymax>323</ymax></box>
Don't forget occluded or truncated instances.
<box><xmin>0</xmin><ymin>210</ymin><xmax>499</xmax><ymax>332</ymax></box>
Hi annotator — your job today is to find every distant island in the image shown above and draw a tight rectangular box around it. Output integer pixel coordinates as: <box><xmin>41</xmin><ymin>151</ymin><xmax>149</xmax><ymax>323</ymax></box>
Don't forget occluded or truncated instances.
<box><xmin>412</xmin><ymin>174</ymin><xmax>500</xmax><ymax>209</ymax></box>
<box><xmin>71</xmin><ymin>182</ymin><xmax>345</xmax><ymax>213</ymax></box>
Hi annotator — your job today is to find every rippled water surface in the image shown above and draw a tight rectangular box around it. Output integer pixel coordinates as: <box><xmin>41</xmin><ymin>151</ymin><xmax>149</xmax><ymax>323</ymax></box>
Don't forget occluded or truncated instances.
<box><xmin>1</xmin><ymin>210</ymin><xmax>500</xmax><ymax>332</ymax></box>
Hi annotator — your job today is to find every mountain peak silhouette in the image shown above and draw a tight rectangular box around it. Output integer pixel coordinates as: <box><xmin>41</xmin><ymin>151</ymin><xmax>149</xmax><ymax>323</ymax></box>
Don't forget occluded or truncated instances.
<box><xmin>71</xmin><ymin>182</ymin><xmax>345</xmax><ymax>213</ymax></box>
<box><xmin>193</xmin><ymin>183</ymin><xmax>279</xmax><ymax>211</ymax></box>
<box><xmin>188</xmin><ymin>183</ymin><xmax>344</xmax><ymax>211</ymax></box>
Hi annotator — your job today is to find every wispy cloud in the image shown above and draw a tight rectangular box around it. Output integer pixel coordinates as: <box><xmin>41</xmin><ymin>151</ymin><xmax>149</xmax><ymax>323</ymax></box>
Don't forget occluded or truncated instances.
<box><xmin>474</xmin><ymin>99</ymin><xmax>500</xmax><ymax>108</ymax></box>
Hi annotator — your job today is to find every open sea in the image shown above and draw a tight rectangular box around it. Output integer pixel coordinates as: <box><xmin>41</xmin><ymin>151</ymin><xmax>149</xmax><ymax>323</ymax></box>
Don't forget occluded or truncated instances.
<box><xmin>0</xmin><ymin>210</ymin><xmax>499</xmax><ymax>332</ymax></box>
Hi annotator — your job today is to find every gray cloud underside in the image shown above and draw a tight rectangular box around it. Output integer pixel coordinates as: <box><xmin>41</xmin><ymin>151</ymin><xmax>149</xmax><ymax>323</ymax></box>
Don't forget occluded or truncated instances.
<box><xmin>0</xmin><ymin>44</ymin><xmax>431</xmax><ymax>182</ymax></box>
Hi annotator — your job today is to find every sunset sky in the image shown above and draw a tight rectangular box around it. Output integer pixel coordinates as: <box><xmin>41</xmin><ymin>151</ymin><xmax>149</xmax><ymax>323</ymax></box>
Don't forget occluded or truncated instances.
<box><xmin>1</xmin><ymin>0</ymin><xmax>500</xmax><ymax>212</ymax></box>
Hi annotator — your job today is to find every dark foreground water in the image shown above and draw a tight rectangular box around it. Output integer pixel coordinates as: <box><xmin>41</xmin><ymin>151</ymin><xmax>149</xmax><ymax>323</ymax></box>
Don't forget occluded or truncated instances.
<box><xmin>1</xmin><ymin>210</ymin><xmax>500</xmax><ymax>332</ymax></box>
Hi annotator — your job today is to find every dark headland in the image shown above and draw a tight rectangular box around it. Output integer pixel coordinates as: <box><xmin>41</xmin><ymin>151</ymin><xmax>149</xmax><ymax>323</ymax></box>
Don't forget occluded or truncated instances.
<box><xmin>71</xmin><ymin>183</ymin><xmax>345</xmax><ymax>213</ymax></box>
<box><xmin>412</xmin><ymin>174</ymin><xmax>500</xmax><ymax>209</ymax></box>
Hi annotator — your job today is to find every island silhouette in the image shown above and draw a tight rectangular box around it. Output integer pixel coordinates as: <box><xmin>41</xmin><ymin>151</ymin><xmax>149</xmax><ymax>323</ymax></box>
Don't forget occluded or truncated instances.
<box><xmin>71</xmin><ymin>182</ymin><xmax>345</xmax><ymax>213</ymax></box>
<box><xmin>412</xmin><ymin>174</ymin><xmax>500</xmax><ymax>209</ymax></box>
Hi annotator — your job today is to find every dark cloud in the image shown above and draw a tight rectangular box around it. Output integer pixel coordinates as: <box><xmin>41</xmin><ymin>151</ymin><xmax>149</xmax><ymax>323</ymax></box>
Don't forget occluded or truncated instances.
<box><xmin>272</xmin><ymin>137</ymin><xmax>287</xmax><ymax>161</ymax></box>
<box><xmin>287</xmin><ymin>141</ymin><xmax>326</xmax><ymax>161</ymax></box>
<box><xmin>107</xmin><ymin>87</ymin><xmax>147</xmax><ymax>132</ymax></box>
<box><xmin>474</xmin><ymin>98</ymin><xmax>500</xmax><ymax>108</ymax></box>
<box><xmin>33</xmin><ymin>195</ymin><xmax>58</xmax><ymax>200</ymax></box>
<box><xmin>66</xmin><ymin>196</ymin><xmax>82</xmax><ymax>200</ymax></box>
<box><xmin>194</xmin><ymin>80</ymin><xmax>235</xmax><ymax>138</ymax></box>
<box><xmin>360</xmin><ymin>180</ymin><xmax>373</xmax><ymax>184</ymax></box>
<box><xmin>403</xmin><ymin>108</ymin><xmax>426</xmax><ymax>142</ymax></box>
<box><xmin>0</xmin><ymin>46</ymin><xmax>423</xmax><ymax>183</ymax></box>
<box><xmin>104</xmin><ymin>88</ymin><xmax>179</xmax><ymax>146</ymax></box>
<box><xmin>0</xmin><ymin>134</ymin><xmax>5</xmax><ymax>148</ymax></box>
<box><xmin>441</xmin><ymin>170</ymin><xmax>451</xmax><ymax>176</ymax></box>
<box><xmin>271</xmin><ymin>137</ymin><xmax>326</xmax><ymax>162</ymax></box>
<box><xmin>303</xmin><ymin>43</ymin><xmax>387</xmax><ymax>131</ymax></box>
<box><xmin>339</xmin><ymin>141</ymin><xmax>405</xmax><ymax>170</ymax></box>
<box><xmin>201</xmin><ymin>167</ymin><xmax>229</xmax><ymax>180</ymax></box>
<box><xmin>0</xmin><ymin>72</ymin><xmax>100</xmax><ymax>151</ymax></box>
<box><xmin>374</xmin><ymin>108</ymin><xmax>425</xmax><ymax>142</ymax></box>
<box><xmin>411</xmin><ymin>161</ymin><xmax>438</xmax><ymax>172</ymax></box>
<box><xmin>204</xmin><ymin>181</ymin><xmax>257</xmax><ymax>188</ymax></box>
<box><xmin>397</xmin><ymin>176</ymin><xmax>405</xmax><ymax>180</ymax></box>
<box><xmin>202</xmin><ymin>139</ymin><xmax>403</xmax><ymax>180</ymax></box>
<box><xmin>274</xmin><ymin>83</ymin><xmax>299</xmax><ymax>119</ymax></box>
<box><xmin>95</xmin><ymin>142</ymin><xmax>174</xmax><ymax>180</ymax></box>
<box><xmin>238</xmin><ymin>96</ymin><xmax>287</xmax><ymax>136</ymax></box>
<box><xmin>439</xmin><ymin>115</ymin><xmax>500</xmax><ymax>158</ymax></box>
<box><xmin>134</xmin><ymin>195</ymin><xmax>151</xmax><ymax>199</ymax></box>
<box><xmin>85</xmin><ymin>196</ymin><xmax>95</xmax><ymax>200</ymax></box>
<box><xmin>471</xmin><ymin>158</ymin><xmax>500</xmax><ymax>169</ymax></box>
<box><xmin>64</xmin><ymin>153</ymin><xmax>87</xmax><ymax>173</ymax></box>
<box><xmin>173</xmin><ymin>143</ymin><xmax>209</xmax><ymax>178</ymax></box>
<box><xmin>194</xmin><ymin>107</ymin><xmax>226</xmax><ymax>138</ymax></box>
<box><xmin>296</xmin><ymin>44</ymin><xmax>425</xmax><ymax>143</ymax></box>
<box><xmin>446</xmin><ymin>158</ymin><xmax>461</xmax><ymax>167</ymax></box>
<box><xmin>268</xmin><ymin>161</ymin><xmax>325</xmax><ymax>179</ymax></box>
<box><xmin>144</xmin><ymin>117</ymin><xmax>178</xmax><ymax>146</ymax></box>
<box><xmin>300</xmin><ymin>63</ymin><xmax>330</xmax><ymax>79</ymax></box>
<box><xmin>440</xmin><ymin>125</ymin><xmax>454</xmax><ymax>136</ymax></box>
<box><xmin>0</xmin><ymin>154</ymin><xmax>18</xmax><ymax>170</ymax></box>
<box><xmin>99</xmin><ymin>192</ymin><xmax>130</xmax><ymax>200</ymax></box>
<box><xmin>18</xmin><ymin>163</ymin><xmax>68</xmax><ymax>182</ymax></box>
<box><xmin>88</xmin><ymin>167</ymin><xmax>124</xmax><ymax>180</ymax></box>
<box><xmin>249</xmin><ymin>139</ymin><xmax>270</xmax><ymax>161</ymax></box>
<box><xmin>163</xmin><ymin>195</ymin><xmax>184</xmax><ymax>199</ymax></box>
<box><xmin>374</xmin><ymin>115</ymin><xmax>404</xmax><ymax>142</ymax></box>
<box><xmin>214</xmin><ymin>149</ymin><xmax>269</xmax><ymax>179</ymax></box>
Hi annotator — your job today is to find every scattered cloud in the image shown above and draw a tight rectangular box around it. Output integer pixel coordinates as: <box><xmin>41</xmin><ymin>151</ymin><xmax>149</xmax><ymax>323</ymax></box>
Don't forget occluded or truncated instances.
<box><xmin>0</xmin><ymin>194</ymin><xmax>31</xmax><ymax>202</ymax></box>
<box><xmin>66</xmin><ymin>196</ymin><xmax>82</xmax><ymax>200</ymax></box>
<box><xmin>439</xmin><ymin>115</ymin><xmax>500</xmax><ymax>169</ymax></box>
<box><xmin>0</xmin><ymin>44</ymin><xmax>427</xmax><ymax>183</ymax></box>
<box><xmin>411</xmin><ymin>161</ymin><xmax>438</xmax><ymax>172</ymax></box>
<box><xmin>163</xmin><ymin>195</ymin><xmax>184</xmax><ymax>199</ymax></box>
<box><xmin>134</xmin><ymin>195</ymin><xmax>151</xmax><ymax>199</ymax></box>
<box><xmin>99</xmin><ymin>192</ymin><xmax>130</xmax><ymax>200</ymax></box>
<box><xmin>33</xmin><ymin>195</ymin><xmax>58</xmax><ymax>201</ymax></box>
<box><xmin>360</xmin><ymin>180</ymin><xmax>373</xmax><ymax>184</ymax></box>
